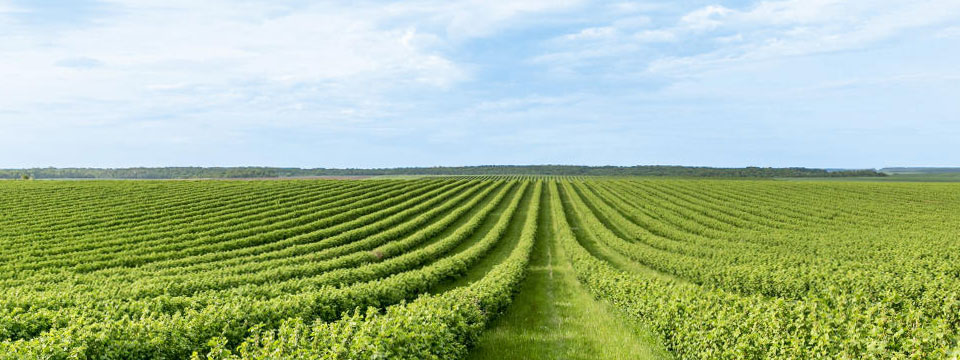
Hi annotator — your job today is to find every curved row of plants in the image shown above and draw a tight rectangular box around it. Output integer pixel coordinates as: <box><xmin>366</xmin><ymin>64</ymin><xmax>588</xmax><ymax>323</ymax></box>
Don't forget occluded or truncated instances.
<box><xmin>555</xmin><ymin>179</ymin><xmax>960</xmax><ymax>358</ymax></box>
<box><xmin>0</xmin><ymin>180</ymin><xmax>539</xmax><ymax>359</ymax></box>
<box><xmin>192</xmin><ymin>181</ymin><xmax>544</xmax><ymax>360</ymax></box>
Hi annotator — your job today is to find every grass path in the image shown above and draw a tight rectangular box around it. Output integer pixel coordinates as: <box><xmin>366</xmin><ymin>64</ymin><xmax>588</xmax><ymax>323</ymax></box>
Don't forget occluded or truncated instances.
<box><xmin>430</xmin><ymin>181</ymin><xmax>533</xmax><ymax>294</ymax></box>
<box><xmin>466</xmin><ymin>187</ymin><xmax>672</xmax><ymax>360</ymax></box>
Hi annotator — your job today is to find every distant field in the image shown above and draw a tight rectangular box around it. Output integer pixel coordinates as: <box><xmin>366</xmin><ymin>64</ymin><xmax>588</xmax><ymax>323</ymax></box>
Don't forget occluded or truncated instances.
<box><xmin>1</xmin><ymin>178</ymin><xmax>958</xmax><ymax>359</ymax></box>
<box><xmin>784</xmin><ymin>172</ymin><xmax>960</xmax><ymax>182</ymax></box>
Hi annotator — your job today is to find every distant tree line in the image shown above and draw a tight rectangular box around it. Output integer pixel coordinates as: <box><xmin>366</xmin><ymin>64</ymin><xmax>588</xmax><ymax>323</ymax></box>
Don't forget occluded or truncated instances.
<box><xmin>880</xmin><ymin>167</ymin><xmax>960</xmax><ymax>174</ymax></box>
<box><xmin>0</xmin><ymin>166</ymin><xmax>885</xmax><ymax>179</ymax></box>
<box><xmin>0</xmin><ymin>167</ymin><xmax>280</xmax><ymax>180</ymax></box>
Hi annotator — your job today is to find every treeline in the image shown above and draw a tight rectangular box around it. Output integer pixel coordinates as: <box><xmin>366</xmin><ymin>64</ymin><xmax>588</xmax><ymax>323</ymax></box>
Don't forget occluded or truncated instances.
<box><xmin>880</xmin><ymin>167</ymin><xmax>960</xmax><ymax>174</ymax></box>
<box><xmin>0</xmin><ymin>165</ymin><xmax>885</xmax><ymax>179</ymax></box>
<box><xmin>0</xmin><ymin>167</ymin><xmax>280</xmax><ymax>180</ymax></box>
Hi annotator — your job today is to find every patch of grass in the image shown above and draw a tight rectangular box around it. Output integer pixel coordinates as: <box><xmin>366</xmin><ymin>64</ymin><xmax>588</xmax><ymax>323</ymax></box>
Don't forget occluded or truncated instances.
<box><xmin>430</xmin><ymin>182</ymin><xmax>533</xmax><ymax>294</ymax></box>
<box><xmin>466</xmin><ymin>187</ymin><xmax>672</xmax><ymax>360</ymax></box>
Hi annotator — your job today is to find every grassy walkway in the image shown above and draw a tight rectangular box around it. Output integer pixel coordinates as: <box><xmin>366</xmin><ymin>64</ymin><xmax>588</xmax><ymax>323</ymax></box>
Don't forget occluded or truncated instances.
<box><xmin>429</xmin><ymin>182</ymin><xmax>532</xmax><ymax>294</ymax></box>
<box><xmin>466</xmin><ymin>188</ymin><xmax>672</xmax><ymax>360</ymax></box>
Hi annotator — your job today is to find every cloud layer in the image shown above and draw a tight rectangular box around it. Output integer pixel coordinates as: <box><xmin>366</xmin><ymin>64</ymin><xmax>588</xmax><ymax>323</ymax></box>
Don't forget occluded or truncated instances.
<box><xmin>1</xmin><ymin>0</ymin><xmax>959</xmax><ymax>168</ymax></box>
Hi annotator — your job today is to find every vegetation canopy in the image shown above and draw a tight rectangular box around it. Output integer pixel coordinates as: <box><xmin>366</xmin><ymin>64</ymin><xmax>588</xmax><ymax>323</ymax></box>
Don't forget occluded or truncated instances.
<box><xmin>0</xmin><ymin>177</ymin><xmax>956</xmax><ymax>359</ymax></box>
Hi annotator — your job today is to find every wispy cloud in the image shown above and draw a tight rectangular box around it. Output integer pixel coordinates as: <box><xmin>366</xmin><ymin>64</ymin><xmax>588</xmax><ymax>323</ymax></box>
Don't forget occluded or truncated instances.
<box><xmin>1</xmin><ymin>0</ymin><xmax>958</xmax><ymax>168</ymax></box>
<box><xmin>650</xmin><ymin>0</ymin><xmax>960</xmax><ymax>74</ymax></box>
<box><xmin>937</xmin><ymin>25</ymin><xmax>960</xmax><ymax>38</ymax></box>
<box><xmin>0</xmin><ymin>1</ymin><xmax>21</xmax><ymax>13</ymax></box>
<box><xmin>0</xmin><ymin>1</ymin><xmax>478</xmax><ymax>135</ymax></box>
<box><xmin>634</xmin><ymin>29</ymin><xmax>676</xmax><ymax>43</ymax></box>
<box><xmin>562</xmin><ymin>26</ymin><xmax>617</xmax><ymax>41</ymax></box>
<box><xmin>538</xmin><ymin>0</ymin><xmax>960</xmax><ymax>78</ymax></box>
<box><xmin>679</xmin><ymin>5</ymin><xmax>732</xmax><ymax>31</ymax></box>
<box><xmin>54</xmin><ymin>56</ymin><xmax>104</xmax><ymax>69</ymax></box>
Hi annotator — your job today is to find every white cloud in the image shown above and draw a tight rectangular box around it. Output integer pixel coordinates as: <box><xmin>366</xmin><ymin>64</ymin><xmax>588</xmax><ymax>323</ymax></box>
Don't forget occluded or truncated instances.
<box><xmin>474</xmin><ymin>94</ymin><xmax>582</xmax><ymax>112</ymax></box>
<box><xmin>715</xmin><ymin>34</ymin><xmax>743</xmax><ymax>43</ymax></box>
<box><xmin>0</xmin><ymin>0</ymin><xmax>21</xmax><ymax>13</ymax></box>
<box><xmin>2</xmin><ymin>0</ymin><xmax>958</xmax><ymax>168</ymax></box>
<box><xmin>0</xmin><ymin>0</ymin><xmax>598</xmax><ymax>168</ymax></box>
<box><xmin>612</xmin><ymin>15</ymin><xmax>652</xmax><ymax>29</ymax></box>
<box><xmin>562</xmin><ymin>26</ymin><xmax>617</xmax><ymax>41</ymax></box>
<box><xmin>650</xmin><ymin>0</ymin><xmax>960</xmax><ymax>75</ymax></box>
<box><xmin>798</xmin><ymin>73</ymin><xmax>960</xmax><ymax>93</ymax></box>
<box><xmin>0</xmin><ymin>1</ymin><xmax>588</xmax><ymax>115</ymax></box>
<box><xmin>389</xmin><ymin>0</ymin><xmax>583</xmax><ymax>40</ymax></box>
<box><xmin>1</xmin><ymin>5</ymin><xmax>426</xmax><ymax>97</ymax></box>
<box><xmin>634</xmin><ymin>29</ymin><xmax>676</xmax><ymax>42</ymax></box>
<box><xmin>679</xmin><ymin>5</ymin><xmax>732</xmax><ymax>31</ymax></box>
<box><xmin>0</xmin><ymin>0</ymin><xmax>20</xmax><ymax>26</ymax></box>
<box><xmin>608</xmin><ymin>2</ymin><xmax>668</xmax><ymax>14</ymax></box>
<box><xmin>1</xmin><ymin>0</ymin><xmax>591</xmax><ymax>132</ymax></box>
<box><xmin>938</xmin><ymin>26</ymin><xmax>960</xmax><ymax>38</ymax></box>
<box><xmin>735</xmin><ymin>0</ymin><xmax>853</xmax><ymax>25</ymax></box>
<box><xmin>54</xmin><ymin>57</ymin><xmax>104</xmax><ymax>69</ymax></box>
<box><xmin>536</xmin><ymin>0</ymin><xmax>960</xmax><ymax>79</ymax></box>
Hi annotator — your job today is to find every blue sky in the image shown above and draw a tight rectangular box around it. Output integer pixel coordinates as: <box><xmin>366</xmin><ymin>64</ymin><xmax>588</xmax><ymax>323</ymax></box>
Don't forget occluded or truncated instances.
<box><xmin>1</xmin><ymin>0</ymin><xmax>958</xmax><ymax>169</ymax></box>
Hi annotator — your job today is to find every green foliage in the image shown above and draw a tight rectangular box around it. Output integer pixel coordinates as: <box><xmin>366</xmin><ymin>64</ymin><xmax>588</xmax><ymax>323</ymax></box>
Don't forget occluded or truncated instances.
<box><xmin>549</xmin><ymin>180</ymin><xmax>960</xmax><ymax>359</ymax></box>
<box><xmin>0</xmin><ymin>177</ymin><xmax>957</xmax><ymax>359</ymax></box>
<box><xmin>194</xmin><ymin>182</ymin><xmax>542</xmax><ymax>359</ymax></box>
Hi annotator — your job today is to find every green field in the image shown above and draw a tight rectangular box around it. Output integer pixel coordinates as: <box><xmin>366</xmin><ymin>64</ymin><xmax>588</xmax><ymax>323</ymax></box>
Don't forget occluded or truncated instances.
<box><xmin>784</xmin><ymin>173</ymin><xmax>960</xmax><ymax>182</ymax></box>
<box><xmin>1</xmin><ymin>178</ymin><xmax>959</xmax><ymax>359</ymax></box>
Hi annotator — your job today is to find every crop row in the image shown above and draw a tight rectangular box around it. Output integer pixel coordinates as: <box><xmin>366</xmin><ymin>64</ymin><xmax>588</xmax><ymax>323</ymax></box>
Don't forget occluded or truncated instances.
<box><xmin>0</xmin><ymin>180</ymin><xmax>537</xmax><ymax>359</ymax></box>
<box><xmin>554</xmin><ymin>179</ymin><xmax>960</xmax><ymax>358</ymax></box>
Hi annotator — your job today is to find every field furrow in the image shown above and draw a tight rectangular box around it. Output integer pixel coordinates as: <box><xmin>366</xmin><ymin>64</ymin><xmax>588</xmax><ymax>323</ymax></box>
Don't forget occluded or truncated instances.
<box><xmin>1</xmin><ymin>177</ymin><xmax>958</xmax><ymax>359</ymax></box>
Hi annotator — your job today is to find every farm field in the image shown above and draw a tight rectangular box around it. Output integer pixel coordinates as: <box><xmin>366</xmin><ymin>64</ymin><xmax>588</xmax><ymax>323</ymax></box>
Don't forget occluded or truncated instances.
<box><xmin>1</xmin><ymin>178</ymin><xmax>959</xmax><ymax>359</ymax></box>
<box><xmin>782</xmin><ymin>173</ymin><xmax>960</xmax><ymax>182</ymax></box>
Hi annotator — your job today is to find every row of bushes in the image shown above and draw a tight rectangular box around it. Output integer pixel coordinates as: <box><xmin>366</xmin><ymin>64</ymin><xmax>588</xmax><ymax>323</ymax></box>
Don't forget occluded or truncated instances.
<box><xmin>192</xmin><ymin>181</ymin><xmax>543</xmax><ymax>359</ymax></box>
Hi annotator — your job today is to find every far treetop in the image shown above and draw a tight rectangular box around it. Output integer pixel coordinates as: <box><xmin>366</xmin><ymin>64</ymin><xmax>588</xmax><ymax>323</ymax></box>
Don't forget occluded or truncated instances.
<box><xmin>0</xmin><ymin>166</ymin><xmax>885</xmax><ymax>180</ymax></box>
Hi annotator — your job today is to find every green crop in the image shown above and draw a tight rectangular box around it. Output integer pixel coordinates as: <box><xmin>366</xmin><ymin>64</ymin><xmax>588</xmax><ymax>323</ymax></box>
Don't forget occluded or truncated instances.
<box><xmin>0</xmin><ymin>178</ymin><xmax>957</xmax><ymax>359</ymax></box>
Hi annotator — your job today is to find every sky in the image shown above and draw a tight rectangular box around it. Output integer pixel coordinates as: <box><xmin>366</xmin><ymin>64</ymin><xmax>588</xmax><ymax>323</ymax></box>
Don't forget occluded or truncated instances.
<box><xmin>1</xmin><ymin>0</ymin><xmax>959</xmax><ymax>169</ymax></box>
